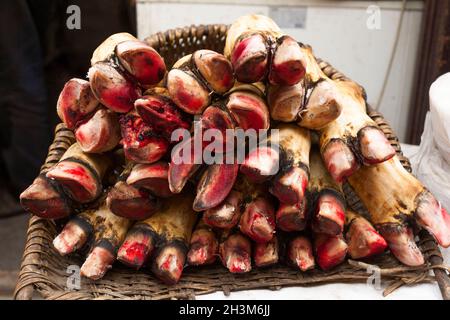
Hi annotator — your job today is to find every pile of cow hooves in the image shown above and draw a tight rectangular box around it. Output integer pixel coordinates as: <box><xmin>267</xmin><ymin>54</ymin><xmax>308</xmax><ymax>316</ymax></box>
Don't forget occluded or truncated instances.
<box><xmin>20</xmin><ymin>15</ymin><xmax>450</xmax><ymax>285</ymax></box>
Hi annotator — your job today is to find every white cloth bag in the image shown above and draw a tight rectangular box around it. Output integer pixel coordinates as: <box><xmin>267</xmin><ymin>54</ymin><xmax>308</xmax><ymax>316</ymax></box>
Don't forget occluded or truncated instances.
<box><xmin>410</xmin><ymin>73</ymin><xmax>450</xmax><ymax>212</ymax></box>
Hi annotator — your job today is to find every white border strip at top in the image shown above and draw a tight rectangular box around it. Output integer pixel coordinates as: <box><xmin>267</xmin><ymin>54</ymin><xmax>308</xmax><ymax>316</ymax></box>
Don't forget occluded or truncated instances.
<box><xmin>137</xmin><ymin>0</ymin><xmax>424</xmax><ymax>11</ymax></box>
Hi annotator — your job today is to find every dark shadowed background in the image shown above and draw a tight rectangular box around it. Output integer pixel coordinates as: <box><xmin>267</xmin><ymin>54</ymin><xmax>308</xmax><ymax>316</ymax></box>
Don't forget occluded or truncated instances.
<box><xmin>0</xmin><ymin>0</ymin><xmax>136</xmax><ymax>297</ymax></box>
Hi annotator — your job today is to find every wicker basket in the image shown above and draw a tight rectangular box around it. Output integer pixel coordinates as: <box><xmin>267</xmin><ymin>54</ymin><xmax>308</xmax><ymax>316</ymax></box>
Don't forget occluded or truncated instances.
<box><xmin>14</xmin><ymin>24</ymin><xmax>450</xmax><ymax>300</ymax></box>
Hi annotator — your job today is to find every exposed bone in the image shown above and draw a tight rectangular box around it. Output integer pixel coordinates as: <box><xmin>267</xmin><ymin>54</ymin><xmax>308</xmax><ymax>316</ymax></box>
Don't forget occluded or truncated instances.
<box><xmin>152</xmin><ymin>244</ymin><xmax>187</xmax><ymax>285</ymax></box>
<box><xmin>203</xmin><ymin>190</ymin><xmax>243</xmax><ymax>229</ymax></box>
<box><xmin>219</xmin><ymin>232</ymin><xmax>252</xmax><ymax>273</ymax></box>
<box><xmin>312</xmin><ymin>192</ymin><xmax>346</xmax><ymax>236</ymax></box>
<box><xmin>117</xmin><ymin>224</ymin><xmax>156</xmax><ymax>269</ymax></box>
<box><xmin>239</xmin><ymin>196</ymin><xmax>276</xmax><ymax>243</ymax></box>
<box><xmin>240</xmin><ymin>145</ymin><xmax>280</xmax><ymax>183</ymax></box>
<box><xmin>135</xmin><ymin>91</ymin><xmax>191</xmax><ymax>139</ymax></box>
<box><xmin>187</xmin><ymin>219</ymin><xmax>218</xmax><ymax>266</ymax></box>
<box><xmin>287</xmin><ymin>235</ymin><xmax>315</xmax><ymax>271</ymax></box>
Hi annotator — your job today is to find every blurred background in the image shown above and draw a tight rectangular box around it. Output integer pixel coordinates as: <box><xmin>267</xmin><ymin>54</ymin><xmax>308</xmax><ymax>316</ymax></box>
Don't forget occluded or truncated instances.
<box><xmin>0</xmin><ymin>0</ymin><xmax>449</xmax><ymax>297</ymax></box>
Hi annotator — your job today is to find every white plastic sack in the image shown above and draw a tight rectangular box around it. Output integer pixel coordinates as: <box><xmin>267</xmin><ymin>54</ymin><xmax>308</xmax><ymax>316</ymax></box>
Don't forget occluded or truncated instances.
<box><xmin>410</xmin><ymin>73</ymin><xmax>450</xmax><ymax>212</ymax></box>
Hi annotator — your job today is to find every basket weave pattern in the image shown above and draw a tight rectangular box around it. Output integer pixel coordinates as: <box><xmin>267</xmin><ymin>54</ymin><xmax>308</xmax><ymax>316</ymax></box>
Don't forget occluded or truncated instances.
<box><xmin>14</xmin><ymin>24</ymin><xmax>450</xmax><ymax>300</ymax></box>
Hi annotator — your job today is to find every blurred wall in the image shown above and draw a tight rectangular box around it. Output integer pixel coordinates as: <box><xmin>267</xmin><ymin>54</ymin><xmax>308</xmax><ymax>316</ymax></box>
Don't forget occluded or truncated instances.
<box><xmin>137</xmin><ymin>0</ymin><xmax>424</xmax><ymax>142</ymax></box>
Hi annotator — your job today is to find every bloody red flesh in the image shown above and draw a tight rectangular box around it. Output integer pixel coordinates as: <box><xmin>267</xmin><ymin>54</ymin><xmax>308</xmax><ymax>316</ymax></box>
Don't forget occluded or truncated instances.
<box><xmin>56</xmin><ymin>78</ymin><xmax>99</xmax><ymax>129</ymax></box>
<box><xmin>226</xmin><ymin>91</ymin><xmax>270</xmax><ymax>131</ymax></box>
<box><xmin>346</xmin><ymin>217</ymin><xmax>387</xmax><ymax>259</ymax></box>
<box><xmin>314</xmin><ymin>233</ymin><xmax>348</xmax><ymax>271</ymax></box>
<box><xmin>312</xmin><ymin>192</ymin><xmax>346</xmax><ymax>236</ymax></box>
<box><xmin>116</xmin><ymin>40</ymin><xmax>166</xmax><ymax>87</ymax></box>
<box><xmin>88</xmin><ymin>62</ymin><xmax>140</xmax><ymax>113</ymax></box>
<box><xmin>200</xmin><ymin>106</ymin><xmax>235</xmax><ymax>153</ymax></box>
<box><xmin>269</xmin><ymin>36</ymin><xmax>306</xmax><ymax>86</ymax></box>
<box><xmin>135</xmin><ymin>94</ymin><xmax>191</xmax><ymax>139</ymax></box>
<box><xmin>75</xmin><ymin>108</ymin><xmax>121</xmax><ymax>153</ymax></box>
<box><xmin>219</xmin><ymin>233</ymin><xmax>252</xmax><ymax>273</ymax></box>
<box><xmin>193</xmin><ymin>163</ymin><xmax>239</xmax><ymax>212</ymax></box>
<box><xmin>240</xmin><ymin>146</ymin><xmax>280</xmax><ymax>183</ymax></box>
<box><xmin>231</xmin><ymin>34</ymin><xmax>268</xmax><ymax>83</ymax></box>
<box><xmin>119</xmin><ymin>111</ymin><xmax>169</xmax><ymax>164</ymax></box>
<box><xmin>167</xmin><ymin>69</ymin><xmax>210</xmax><ymax>114</ymax></box>
<box><xmin>168</xmin><ymin>137</ymin><xmax>201</xmax><ymax>193</ymax></box>
<box><xmin>117</xmin><ymin>227</ymin><xmax>155</xmax><ymax>269</ymax></box>
<box><xmin>152</xmin><ymin>244</ymin><xmax>186</xmax><ymax>285</ymax></box>
<box><xmin>187</xmin><ymin>228</ymin><xmax>218</xmax><ymax>266</ymax></box>
<box><xmin>46</xmin><ymin>161</ymin><xmax>100</xmax><ymax>204</ymax></box>
<box><xmin>322</xmin><ymin>139</ymin><xmax>359</xmax><ymax>183</ymax></box>
<box><xmin>270</xmin><ymin>166</ymin><xmax>309</xmax><ymax>205</ymax></box>
<box><xmin>254</xmin><ymin>236</ymin><xmax>278</xmax><ymax>267</ymax></box>
<box><xmin>126</xmin><ymin>162</ymin><xmax>172</xmax><ymax>198</ymax></box>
